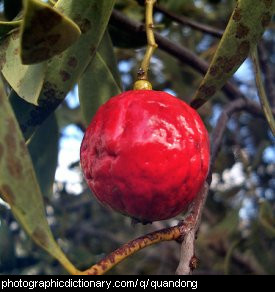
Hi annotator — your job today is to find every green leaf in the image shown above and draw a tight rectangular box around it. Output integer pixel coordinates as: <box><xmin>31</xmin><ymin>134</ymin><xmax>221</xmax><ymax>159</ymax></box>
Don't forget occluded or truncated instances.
<box><xmin>79</xmin><ymin>32</ymin><xmax>122</xmax><ymax>125</ymax></box>
<box><xmin>0</xmin><ymin>78</ymin><xmax>78</xmax><ymax>274</ymax></box>
<box><xmin>27</xmin><ymin>113</ymin><xmax>59</xmax><ymax>198</ymax></box>
<box><xmin>7</xmin><ymin>0</ymin><xmax>115</xmax><ymax>140</ymax></box>
<box><xmin>0</xmin><ymin>20</ymin><xmax>21</xmax><ymax>39</ymax></box>
<box><xmin>191</xmin><ymin>0</ymin><xmax>275</xmax><ymax>108</ymax></box>
<box><xmin>20</xmin><ymin>0</ymin><xmax>81</xmax><ymax>64</ymax></box>
<box><xmin>1</xmin><ymin>29</ymin><xmax>47</xmax><ymax>105</ymax></box>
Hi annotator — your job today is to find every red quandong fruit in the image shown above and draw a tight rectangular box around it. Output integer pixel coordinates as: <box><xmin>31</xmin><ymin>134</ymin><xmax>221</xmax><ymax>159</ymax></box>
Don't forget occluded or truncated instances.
<box><xmin>80</xmin><ymin>90</ymin><xmax>210</xmax><ymax>223</ymax></box>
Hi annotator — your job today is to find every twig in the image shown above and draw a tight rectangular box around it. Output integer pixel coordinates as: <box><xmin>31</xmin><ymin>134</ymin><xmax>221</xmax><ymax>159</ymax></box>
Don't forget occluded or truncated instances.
<box><xmin>110</xmin><ymin>10</ymin><xmax>244</xmax><ymax>102</ymax></box>
<box><xmin>154</xmin><ymin>4</ymin><xmax>224</xmax><ymax>38</ymax></box>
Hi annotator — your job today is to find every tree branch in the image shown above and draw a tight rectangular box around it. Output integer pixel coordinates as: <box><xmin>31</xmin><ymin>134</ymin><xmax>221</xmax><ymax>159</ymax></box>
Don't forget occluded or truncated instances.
<box><xmin>154</xmin><ymin>4</ymin><xmax>224</xmax><ymax>38</ymax></box>
<box><xmin>176</xmin><ymin>182</ymin><xmax>209</xmax><ymax>275</ymax></box>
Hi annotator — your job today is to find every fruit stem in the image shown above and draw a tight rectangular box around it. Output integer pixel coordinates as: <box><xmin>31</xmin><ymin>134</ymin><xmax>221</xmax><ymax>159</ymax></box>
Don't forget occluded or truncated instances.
<box><xmin>134</xmin><ymin>0</ymin><xmax>158</xmax><ymax>90</ymax></box>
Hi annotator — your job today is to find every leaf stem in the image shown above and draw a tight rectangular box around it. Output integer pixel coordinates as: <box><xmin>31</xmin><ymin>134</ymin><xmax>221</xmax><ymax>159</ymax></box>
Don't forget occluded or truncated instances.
<box><xmin>251</xmin><ymin>47</ymin><xmax>275</xmax><ymax>136</ymax></box>
<box><xmin>134</xmin><ymin>0</ymin><xmax>157</xmax><ymax>89</ymax></box>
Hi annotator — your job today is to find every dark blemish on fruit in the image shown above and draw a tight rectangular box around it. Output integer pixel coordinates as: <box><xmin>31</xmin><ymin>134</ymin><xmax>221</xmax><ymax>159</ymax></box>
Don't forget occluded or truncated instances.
<box><xmin>59</xmin><ymin>70</ymin><xmax>71</xmax><ymax>82</ymax></box>
<box><xmin>67</xmin><ymin>56</ymin><xmax>78</xmax><ymax>68</ymax></box>
<box><xmin>0</xmin><ymin>184</ymin><xmax>15</xmax><ymax>205</ymax></box>
<box><xmin>32</xmin><ymin>227</ymin><xmax>49</xmax><ymax>248</ymax></box>
<box><xmin>235</xmin><ymin>23</ymin><xmax>249</xmax><ymax>39</ymax></box>
<box><xmin>232</xmin><ymin>7</ymin><xmax>242</xmax><ymax>22</ymax></box>
<box><xmin>261</xmin><ymin>12</ymin><xmax>272</xmax><ymax>27</ymax></box>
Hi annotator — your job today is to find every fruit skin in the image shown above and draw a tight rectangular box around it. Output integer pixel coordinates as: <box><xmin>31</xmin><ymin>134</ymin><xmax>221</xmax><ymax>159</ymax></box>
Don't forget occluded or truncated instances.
<box><xmin>80</xmin><ymin>90</ymin><xmax>210</xmax><ymax>222</ymax></box>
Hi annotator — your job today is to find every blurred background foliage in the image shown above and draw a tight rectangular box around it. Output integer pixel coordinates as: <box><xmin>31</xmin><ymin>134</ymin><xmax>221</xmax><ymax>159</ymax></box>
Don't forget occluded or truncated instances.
<box><xmin>0</xmin><ymin>0</ymin><xmax>274</xmax><ymax>275</ymax></box>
